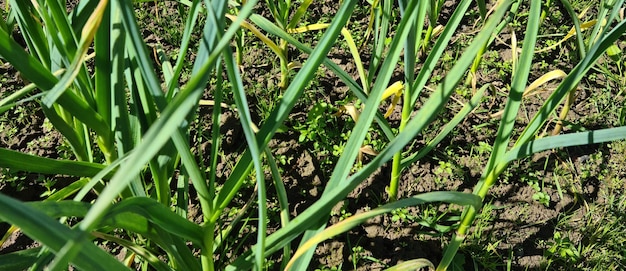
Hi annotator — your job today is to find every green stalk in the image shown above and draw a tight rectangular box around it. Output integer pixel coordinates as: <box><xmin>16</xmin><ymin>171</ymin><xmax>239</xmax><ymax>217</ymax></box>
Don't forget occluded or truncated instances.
<box><xmin>203</xmin><ymin>221</ymin><xmax>216</xmax><ymax>271</ymax></box>
<box><xmin>279</xmin><ymin>39</ymin><xmax>289</xmax><ymax>89</ymax></box>
<box><xmin>388</xmin><ymin>91</ymin><xmax>410</xmax><ymax>201</ymax></box>
<box><xmin>388</xmin><ymin>0</ymin><xmax>426</xmax><ymax>202</ymax></box>
<box><xmin>202</xmin><ymin>59</ymin><xmax>224</xmax><ymax>271</ymax></box>
<box><xmin>437</xmin><ymin>0</ymin><xmax>538</xmax><ymax>269</ymax></box>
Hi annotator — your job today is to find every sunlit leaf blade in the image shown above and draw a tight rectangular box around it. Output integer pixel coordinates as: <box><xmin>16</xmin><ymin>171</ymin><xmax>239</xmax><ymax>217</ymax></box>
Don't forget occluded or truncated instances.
<box><xmin>410</xmin><ymin>0</ymin><xmax>473</xmax><ymax>104</ymax></box>
<box><xmin>221</xmin><ymin>28</ymin><xmax>267</xmax><ymax>271</ymax></box>
<box><xmin>505</xmin><ymin>126</ymin><xmax>626</xmax><ymax>164</ymax></box>
<box><xmin>0</xmin><ymin>26</ymin><xmax>57</xmax><ymax>89</ymax></box>
<box><xmin>9</xmin><ymin>0</ymin><xmax>50</xmax><ymax>65</ymax></box>
<box><xmin>47</xmin><ymin>178</ymin><xmax>90</xmax><ymax>201</ymax></box>
<box><xmin>0</xmin><ymin>197</ymin><xmax>205</xmax><ymax>247</ymax></box>
<box><xmin>91</xmin><ymin>232</ymin><xmax>172</xmax><ymax>271</ymax></box>
<box><xmin>287</xmin><ymin>0</ymin><xmax>313</xmax><ymax>29</ymax></box>
<box><xmin>42</xmin><ymin>0</ymin><xmax>109</xmax><ymax>107</ymax></box>
<box><xmin>482</xmin><ymin>0</ymin><xmax>540</xmax><ymax>183</ymax></box>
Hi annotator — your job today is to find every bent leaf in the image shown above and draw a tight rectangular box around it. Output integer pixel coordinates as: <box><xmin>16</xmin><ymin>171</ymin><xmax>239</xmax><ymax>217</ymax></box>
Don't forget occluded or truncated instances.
<box><xmin>0</xmin><ymin>194</ymin><xmax>130</xmax><ymax>270</ymax></box>
<box><xmin>285</xmin><ymin>191</ymin><xmax>481</xmax><ymax>270</ymax></box>
<box><xmin>0</xmin><ymin>148</ymin><xmax>109</xmax><ymax>177</ymax></box>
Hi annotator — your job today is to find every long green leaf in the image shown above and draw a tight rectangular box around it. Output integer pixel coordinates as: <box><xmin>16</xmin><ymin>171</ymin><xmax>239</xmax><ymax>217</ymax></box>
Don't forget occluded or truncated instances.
<box><xmin>0</xmin><ymin>198</ymin><xmax>205</xmax><ymax>247</ymax></box>
<box><xmin>505</xmin><ymin>126</ymin><xmax>626</xmax><ymax>164</ymax></box>
<box><xmin>0</xmin><ymin>248</ymin><xmax>42</xmax><ymax>271</ymax></box>
<box><xmin>42</xmin><ymin>0</ymin><xmax>107</xmax><ymax>107</ymax></box>
<box><xmin>410</xmin><ymin>0</ymin><xmax>473</xmax><ymax>104</ymax></box>
<box><xmin>439</xmin><ymin>1</ymin><xmax>545</xmax><ymax>269</ymax></box>
<box><xmin>0</xmin><ymin>25</ymin><xmax>56</xmax><ymax>89</ymax></box>
<box><xmin>167</xmin><ymin>0</ymin><xmax>203</xmax><ymax>95</ymax></box>
<box><xmin>9</xmin><ymin>0</ymin><xmax>50</xmax><ymax>66</ymax></box>
<box><xmin>286</xmin><ymin>192</ymin><xmax>481</xmax><ymax>269</ymax></box>
<box><xmin>0</xmin><ymin>148</ymin><xmax>109</xmax><ymax>177</ymax></box>
<box><xmin>104</xmin><ymin>197</ymin><xmax>205</xmax><ymax>248</ymax></box>
<box><xmin>483</xmin><ymin>0</ymin><xmax>541</xmax><ymax>185</ymax></box>
<box><xmin>221</xmin><ymin>20</ymin><xmax>267</xmax><ymax>271</ymax></box>
<box><xmin>0</xmin><ymin>193</ymin><xmax>130</xmax><ymax>270</ymax></box>
<box><xmin>91</xmin><ymin>232</ymin><xmax>172</xmax><ymax>271</ymax></box>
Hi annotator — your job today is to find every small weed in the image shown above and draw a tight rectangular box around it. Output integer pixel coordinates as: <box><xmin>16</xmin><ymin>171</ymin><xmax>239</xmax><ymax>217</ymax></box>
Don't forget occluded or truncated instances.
<box><xmin>416</xmin><ymin>204</ymin><xmax>460</xmax><ymax>234</ymax></box>
<box><xmin>521</xmin><ymin>171</ymin><xmax>551</xmax><ymax>206</ymax></box>
<box><xmin>476</xmin><ymin>141</ymin><xmax>493</xmax><ymax>155</ymax></box>
<box><xmin>296</xmin><ymin>102</ymin><xmax>331</xmax><ymax>142</ymax></box>
<box><xmin>275</xmin><ymin>153</ymin><xmax>292</xmax><ymax>166</ymax></box>
<box><xmin>462</xmin><ymin>202</ymin><xmax>506</xmax><ymax>271</ymax></box>
<box><xmin>314</xmin><ymin>265</ymin><xmax>340</xmax><ymax>271</ymax></box>
<box><xmin>0</xmin><ymin>168</ymin><xmax>27</xmax><ymax>191</ymax></box>
<box><xmin>293</xmin><ymin>102</ymin><xmax>344</xmax><ymax>161</ymax></box>
<box><xmin>350</xmin><ymin>245</ymin><xmax>365</xmax><ymax>269</ymax></box>
<box><xmin>346</xmin><ymin>239</ymin><xmax>387</xmax><ymax>269</ymax></box>
<box><xmin>530</xmin><ymin>182</ymin><xmax>551</xmax><ymax>207</ymax></box>
<box><xmin>434</xmin><ymin>160</ymin><xmax>455</xmax><ymax>186</ymax></box>
<box><xmin>391</xmin><ymin>207</ymin><xmax>415</xmax><ymax>223</ymax></box>
<box><xmin>543</xmin><ymin>231</ymin><xmax>581</xmax><ymax>269</ymax></box>
<box><xmin>38</xmin><ymin>176</ymin><xmax>57</xmax><ymax>198</ymax></box>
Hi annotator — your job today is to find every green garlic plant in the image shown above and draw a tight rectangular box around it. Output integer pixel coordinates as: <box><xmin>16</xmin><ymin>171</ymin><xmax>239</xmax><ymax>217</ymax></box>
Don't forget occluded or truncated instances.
<box><xmin>0</xmin><ymin>0</ymin><xmax>624</xmax><ymax>270</ymax></box>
